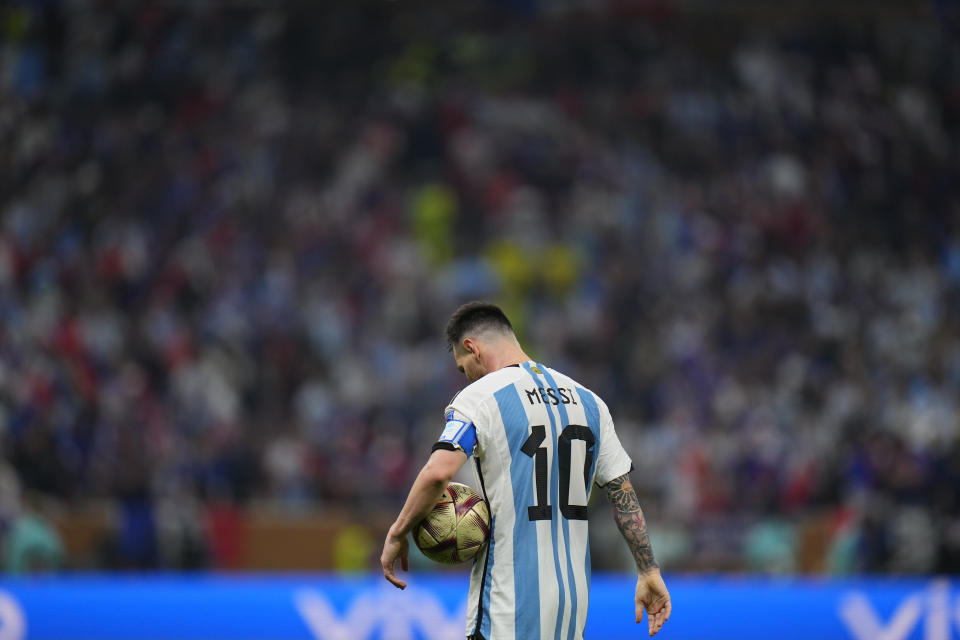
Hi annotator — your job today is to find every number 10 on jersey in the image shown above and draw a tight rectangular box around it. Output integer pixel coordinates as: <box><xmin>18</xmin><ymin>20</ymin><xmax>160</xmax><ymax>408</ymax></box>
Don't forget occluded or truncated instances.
<box><xmin>521</xmin><ymin>424</ymin><xmax>595</xmax><ymax>521</ymax></box>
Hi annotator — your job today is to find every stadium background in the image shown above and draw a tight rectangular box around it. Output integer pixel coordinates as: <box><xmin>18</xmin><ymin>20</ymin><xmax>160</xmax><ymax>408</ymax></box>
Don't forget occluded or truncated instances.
<box><xmin>0</xmin><ymin>0</ymin><xmax>959</xmax><ymax>638</ymax></box>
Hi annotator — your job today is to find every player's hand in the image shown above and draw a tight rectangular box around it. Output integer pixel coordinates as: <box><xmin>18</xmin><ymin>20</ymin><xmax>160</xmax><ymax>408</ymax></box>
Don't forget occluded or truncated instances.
<box><xmin>635</xmin><ymin>568</ymin><xmax>671</xmax><ymax>636</ymax></box>
<box><xmin>380</xmin><ymin>531</ymin><xmax>410</xmax><ymax>590</ymax></box>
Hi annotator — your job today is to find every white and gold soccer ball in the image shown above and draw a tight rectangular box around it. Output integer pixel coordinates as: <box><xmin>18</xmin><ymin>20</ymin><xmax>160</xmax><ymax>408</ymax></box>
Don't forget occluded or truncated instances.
<box><xmin>413</xmin><ymin>482</ymin><xmax>491</xmax><ymax>564</ymax></box>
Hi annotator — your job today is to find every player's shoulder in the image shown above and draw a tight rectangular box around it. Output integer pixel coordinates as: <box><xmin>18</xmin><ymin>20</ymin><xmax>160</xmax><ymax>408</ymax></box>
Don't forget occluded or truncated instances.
<box><xmin>540</xmin><ymin>363</ymin><xmax>580</xmax><ymax>388</ymax></box>
<box><xmin>542</xmin><ymin>365</ymin><xmax>609</xmax><ymax>411</ymax></box>
<box><xmin>446</xmin><ymin>365</ymin><xmax>528</xmax><ymax>417</ymax></box>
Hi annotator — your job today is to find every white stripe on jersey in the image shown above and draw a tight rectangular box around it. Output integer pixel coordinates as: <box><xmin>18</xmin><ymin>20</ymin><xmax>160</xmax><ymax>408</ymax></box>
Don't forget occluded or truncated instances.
<box><xmin>554</xmin><ymin>386</ymin><xmax>592</xmax><ymax>639</ymax></box>
<box><xmin>487</xmin><ymin>404</ymin><xmax>517</xmax><ymax>640</ymax></box>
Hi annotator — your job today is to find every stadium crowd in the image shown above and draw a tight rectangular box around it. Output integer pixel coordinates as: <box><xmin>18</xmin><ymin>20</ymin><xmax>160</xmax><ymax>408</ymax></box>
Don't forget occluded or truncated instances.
<box><xmin>1</xmin><ymin>1</ymin><xmax>959</xmax><ymax>573</ymax></box>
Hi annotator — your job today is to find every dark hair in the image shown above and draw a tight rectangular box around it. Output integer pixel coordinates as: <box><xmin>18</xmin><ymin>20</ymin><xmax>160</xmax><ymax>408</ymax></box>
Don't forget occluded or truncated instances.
<box><xmin>445</xmin><ymin>301</ymin><xmax>514</xmax><ymax>351</ymax></box>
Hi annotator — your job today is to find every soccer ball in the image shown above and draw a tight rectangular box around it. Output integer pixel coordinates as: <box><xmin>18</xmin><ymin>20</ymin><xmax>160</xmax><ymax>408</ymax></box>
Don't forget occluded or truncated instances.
<box><xmin>413</xmin><ymin>482</ymin><xmax>491</xmax><ymax>564</ymax></box>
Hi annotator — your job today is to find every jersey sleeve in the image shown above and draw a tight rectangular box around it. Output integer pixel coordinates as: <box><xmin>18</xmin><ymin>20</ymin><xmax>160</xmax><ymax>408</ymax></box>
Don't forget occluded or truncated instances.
<box><xmin>593</xmin><ymin>397</ymin><xmax>633</xmax><ymax>486</ymax></box>
<box><xmin>432</xmin><ymin>408</ymin><xmax>478</xmax><ymax>457</ymax></box>
<box><xmin>443</xmin><ymin>383</ymin><xmax>491</xmax><ymax>460</ymax></box>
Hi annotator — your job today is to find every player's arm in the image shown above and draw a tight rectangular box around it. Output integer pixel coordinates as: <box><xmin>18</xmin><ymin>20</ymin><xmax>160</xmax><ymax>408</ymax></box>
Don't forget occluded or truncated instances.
<box><xmin>380</xmin><ymin>448</ymin><xmax>467</xmax><ymax>589</ymax></box>
<box><xmin>604</xmin><ymin>473</ymin><xmax>671</xmax><ymax>637</ymax></box>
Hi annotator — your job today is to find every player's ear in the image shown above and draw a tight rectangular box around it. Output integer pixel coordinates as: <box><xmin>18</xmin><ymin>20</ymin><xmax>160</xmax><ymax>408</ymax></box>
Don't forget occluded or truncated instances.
<box><xmin>462</xmin><ymin>338</ymin><xmax>478</xmax><ymax>356</ymax></box>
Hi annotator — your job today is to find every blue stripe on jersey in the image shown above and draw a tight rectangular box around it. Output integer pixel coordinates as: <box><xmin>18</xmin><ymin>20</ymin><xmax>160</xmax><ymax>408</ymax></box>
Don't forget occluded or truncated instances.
<box><xmin>494</xmin><ymin>384</ymin><xmax>541</xmax><ymax>640</ymax></box>
<box><xmin>480</xmin><ymin>516</ymin><xmax>496</xmax><ymax>640</ymax></box>
<box><xmin>540</xmin><ymin>366</ymin><xmax>580</xmax><ymax>640</ymax></box>
<box><xmin>576</xmin><ymin>388</ymin><xmax>602</xmax><ymax>490</ymax></box>
<box><xmin>522</xmin><ymin>362</ymin><xmax>566</xmax><ymax>640</ymax></box>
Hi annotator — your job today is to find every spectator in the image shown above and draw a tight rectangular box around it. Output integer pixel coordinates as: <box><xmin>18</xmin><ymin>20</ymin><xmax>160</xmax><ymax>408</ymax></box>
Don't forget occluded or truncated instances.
<box><xmin>3</xmin><ymin>493</ymin><xmax>64</xmax><ymax>574</ymax></box>
<box><xmin>0</xmin><ymin>1</ymin><xmax>957</xmax><ymax>573</ymax></box>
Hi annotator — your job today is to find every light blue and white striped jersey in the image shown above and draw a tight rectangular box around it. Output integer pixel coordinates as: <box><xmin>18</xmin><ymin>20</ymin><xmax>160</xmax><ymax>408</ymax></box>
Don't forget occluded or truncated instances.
<box><xmin>435</xmin><ymin>361</ymin><xmax>632</xmax><ymax>640</ymax></box>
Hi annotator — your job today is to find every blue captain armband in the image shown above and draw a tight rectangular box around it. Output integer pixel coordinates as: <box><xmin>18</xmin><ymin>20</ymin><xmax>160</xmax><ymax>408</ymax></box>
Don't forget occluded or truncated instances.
<box><xmin>432</xmin><ymin>415</ymin><xmax>477</xmax><ymax>457</ymax></box>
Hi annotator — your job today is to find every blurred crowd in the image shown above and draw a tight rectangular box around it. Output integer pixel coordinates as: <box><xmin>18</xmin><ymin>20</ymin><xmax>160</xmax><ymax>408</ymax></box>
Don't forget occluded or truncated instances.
<box><xmin>1</xmin><ymin>1</ymin><xmax>959</xmax><ymax>573</ymax></box>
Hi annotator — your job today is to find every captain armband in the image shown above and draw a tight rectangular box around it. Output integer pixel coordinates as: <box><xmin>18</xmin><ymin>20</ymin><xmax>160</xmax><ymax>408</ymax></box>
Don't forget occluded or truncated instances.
<box><xmin>432</xmin><ymin>411</ymin><xmax>477</xmax><ymax>457</ymax></box>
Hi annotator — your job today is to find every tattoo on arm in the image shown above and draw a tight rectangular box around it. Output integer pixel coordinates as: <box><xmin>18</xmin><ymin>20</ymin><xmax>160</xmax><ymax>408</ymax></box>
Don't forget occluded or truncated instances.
<box><xmin>605</xmin><ymin>473</ymin><xmax>659</xmax><ymax>573</ymax></box>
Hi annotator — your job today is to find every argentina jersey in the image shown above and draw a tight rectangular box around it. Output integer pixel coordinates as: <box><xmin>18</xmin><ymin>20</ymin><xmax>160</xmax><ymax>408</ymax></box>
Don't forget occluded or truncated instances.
<box><xmin>436</xmin><ymin>361</ymin><xmax>632</xmax><ymax>640</ymax></box>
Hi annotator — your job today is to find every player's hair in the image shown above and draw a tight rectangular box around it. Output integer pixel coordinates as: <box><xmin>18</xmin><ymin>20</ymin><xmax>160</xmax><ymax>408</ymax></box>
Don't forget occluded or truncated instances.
<box><xmin>445</xmin><ymin>301</ymin><xmax>515</xmax><ymax>351</ymax></box>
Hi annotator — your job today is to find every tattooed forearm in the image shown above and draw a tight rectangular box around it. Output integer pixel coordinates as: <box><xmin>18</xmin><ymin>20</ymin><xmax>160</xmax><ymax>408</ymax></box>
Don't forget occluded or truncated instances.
<box><xmin>605</xmin><ymin>473</ymin><xmax>659</xmax><ymax>573</ymax></box>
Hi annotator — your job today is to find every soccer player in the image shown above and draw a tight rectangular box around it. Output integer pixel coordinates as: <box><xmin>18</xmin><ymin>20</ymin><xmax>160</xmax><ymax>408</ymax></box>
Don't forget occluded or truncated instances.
<box><xmin>381</xmin><ymin>301</ymin><xmax>671</xmax><ymax>639</ymax></box>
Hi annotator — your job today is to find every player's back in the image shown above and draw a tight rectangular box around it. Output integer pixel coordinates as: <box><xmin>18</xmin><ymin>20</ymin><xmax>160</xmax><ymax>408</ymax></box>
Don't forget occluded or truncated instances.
<box><xmin>445</xmin><ymin>361</ymin><xmax>632</xmax><ymax>640</ymax></box>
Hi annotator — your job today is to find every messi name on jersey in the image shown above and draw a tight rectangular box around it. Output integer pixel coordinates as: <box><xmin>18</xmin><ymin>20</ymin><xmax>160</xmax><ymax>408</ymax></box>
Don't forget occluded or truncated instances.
<box><xmin>524</xmin><ymin>386</ymin><xmax>578</xmax><ymax>406</ymax></box>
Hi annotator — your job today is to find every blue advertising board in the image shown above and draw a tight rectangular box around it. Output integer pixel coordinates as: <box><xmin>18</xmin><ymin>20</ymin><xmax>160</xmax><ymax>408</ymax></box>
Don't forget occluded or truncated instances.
<box><xmin>0</xmin><ymin>573</ymin><xmax>955</xmax><ymax>640</ymax></box>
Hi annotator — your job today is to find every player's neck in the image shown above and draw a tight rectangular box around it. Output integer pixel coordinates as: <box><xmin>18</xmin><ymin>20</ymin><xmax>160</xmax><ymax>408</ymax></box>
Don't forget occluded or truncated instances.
<box><xmin>487</xmin><ymin>345</ymin><xmax>532</xmax><ymax>372</ymax></box>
